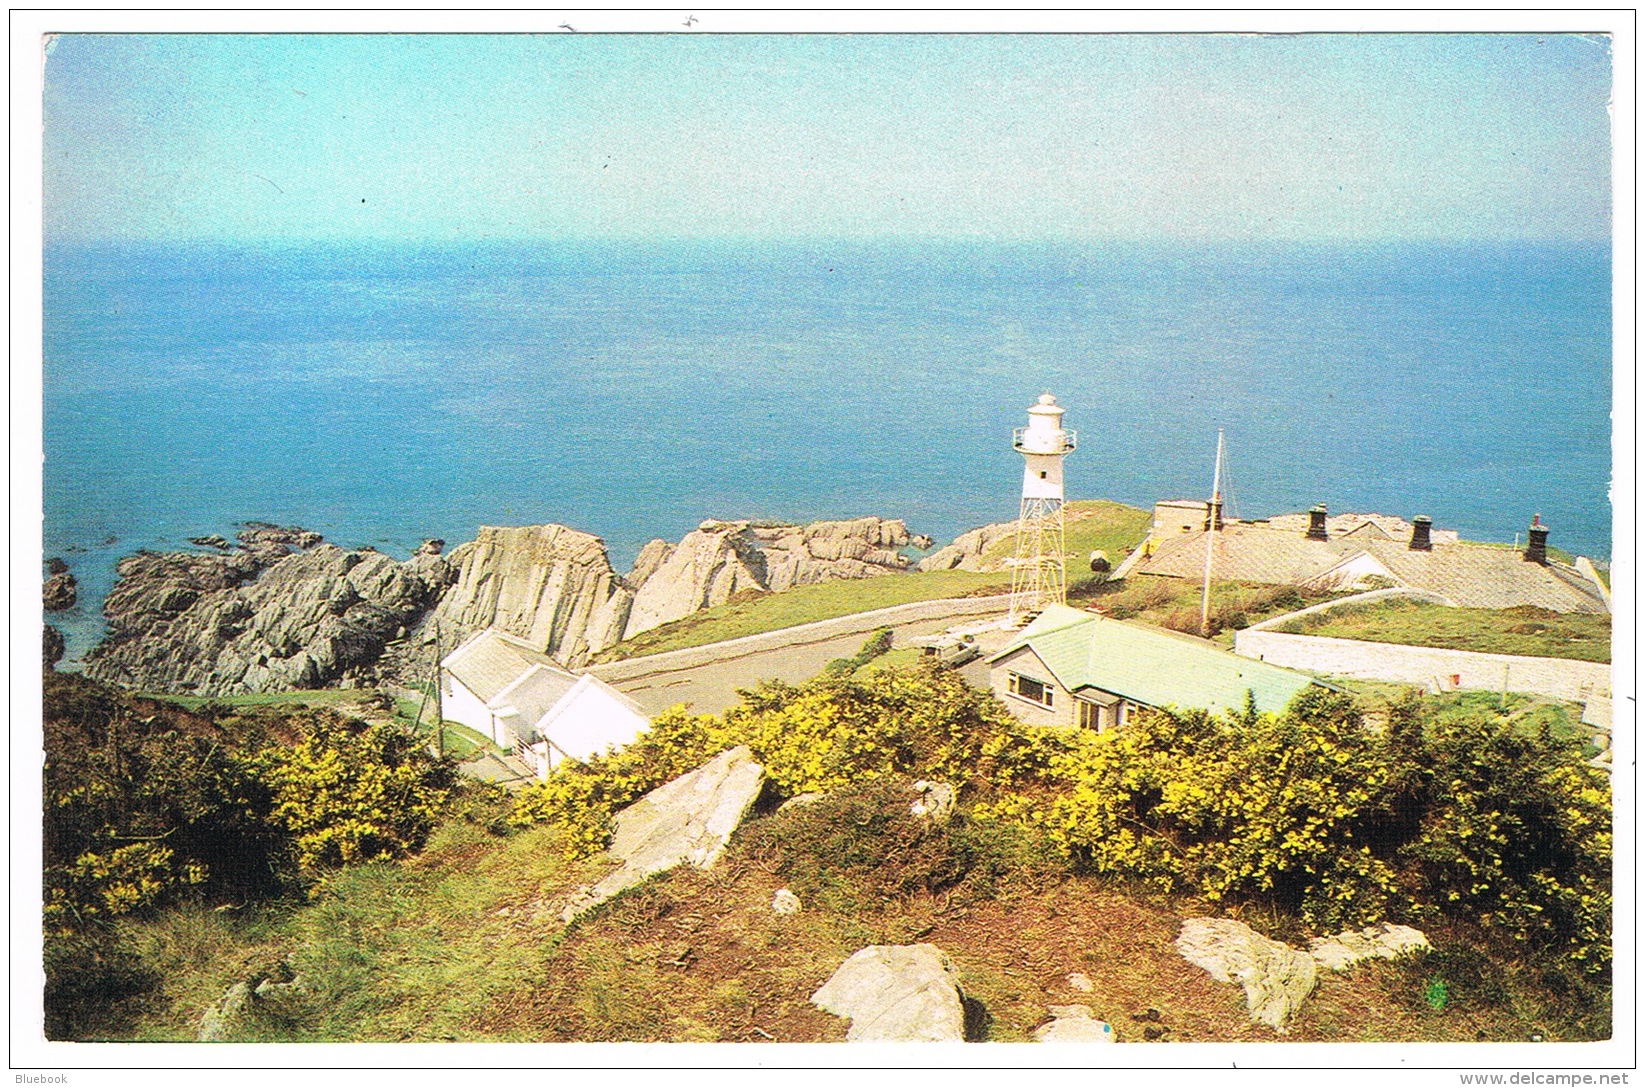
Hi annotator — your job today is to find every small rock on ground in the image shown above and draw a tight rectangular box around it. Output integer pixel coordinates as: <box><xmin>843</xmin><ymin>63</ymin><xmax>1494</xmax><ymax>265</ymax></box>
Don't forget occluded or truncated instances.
<box><xmin>771</xmin><ymin>888</ymin><xmax>801</xmax><ymax>916</ymax></box>
<box><xmin>1033</xmin><ymin>1005</ymin><xmax>1115</xmax><ymax>1043</ymax></box>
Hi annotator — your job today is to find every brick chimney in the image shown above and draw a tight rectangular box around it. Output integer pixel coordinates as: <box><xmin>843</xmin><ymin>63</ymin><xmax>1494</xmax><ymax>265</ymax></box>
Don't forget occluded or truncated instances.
<box><xmin>1306</xmin><ymin>504</ymin><xmax>1328</xmax><ymax>541</ymax></box>
<box><xmin>1409</xmin><ymin>515</ymin><xmax>1433</xmax><ymax>551</ymax></box>
<box><xmin>1524</xmin><ymin>514</ymin><xmax>1549</xmax><ymax>564</ymax></box>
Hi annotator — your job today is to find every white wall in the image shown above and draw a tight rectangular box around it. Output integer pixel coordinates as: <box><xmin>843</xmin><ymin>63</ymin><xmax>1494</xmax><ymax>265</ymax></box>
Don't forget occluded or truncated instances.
<box><xmin>1233</xmin><ymin>630</ymin><xmax>1611</xmax><ymax>702</ymax></box>
<box><xmin>539</xmin><ymin>680</ymin><xmax>650</xmax><ymax>770</ymax></box>
<box><xmin>441</xmin><ymin>673</ymin><xmax>498</xmax><ymax>744</ymax></box>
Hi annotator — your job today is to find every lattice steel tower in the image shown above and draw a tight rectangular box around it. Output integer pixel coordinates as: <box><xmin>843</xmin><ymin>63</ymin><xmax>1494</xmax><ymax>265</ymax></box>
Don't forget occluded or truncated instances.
<box><xmin>1008</xmin><ymin>393</ymin><xmax>1078</xmax><ymax>622</ymax></box>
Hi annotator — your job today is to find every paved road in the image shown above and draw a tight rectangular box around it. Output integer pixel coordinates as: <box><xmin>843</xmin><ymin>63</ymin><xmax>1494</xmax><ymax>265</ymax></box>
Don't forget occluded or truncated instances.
<box><xmin>602</xmin><ymin>603</ymin><xmax>1016</xmax><ymax>717</ymax></box>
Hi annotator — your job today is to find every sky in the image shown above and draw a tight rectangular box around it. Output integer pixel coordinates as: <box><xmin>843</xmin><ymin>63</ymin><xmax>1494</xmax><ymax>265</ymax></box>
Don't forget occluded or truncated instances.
<box><xmin>43</xmin><ymin>33</ymin><xmax>1613</xmax><ymax>245</ymax></box>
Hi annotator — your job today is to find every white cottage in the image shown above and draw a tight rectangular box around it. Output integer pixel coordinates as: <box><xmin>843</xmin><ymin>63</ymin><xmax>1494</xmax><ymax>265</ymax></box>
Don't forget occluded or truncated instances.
<box><xmin>439</xmin><ymin>628</ymin><xmax>649</xmax><ymax>779</ymax></box>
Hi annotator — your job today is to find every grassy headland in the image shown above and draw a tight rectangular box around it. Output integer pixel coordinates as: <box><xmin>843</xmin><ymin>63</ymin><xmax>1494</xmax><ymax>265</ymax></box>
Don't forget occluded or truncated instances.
<box><xmin>1269</xmin><ymin>599</ymin><xmax>1611</xmax><ymax>664</ymax></box>
<box><xmin>598</xmin><ymin>499</ymin><xmax>1151</xmax><ymax>661</ymax></box>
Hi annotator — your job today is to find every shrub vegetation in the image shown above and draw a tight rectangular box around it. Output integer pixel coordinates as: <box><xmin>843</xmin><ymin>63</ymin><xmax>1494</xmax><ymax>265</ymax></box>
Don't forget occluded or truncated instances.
<box><xmin>512</xmin><ymin>669</ymin><xmax>1611</xmax><ymax>976</ymax></box>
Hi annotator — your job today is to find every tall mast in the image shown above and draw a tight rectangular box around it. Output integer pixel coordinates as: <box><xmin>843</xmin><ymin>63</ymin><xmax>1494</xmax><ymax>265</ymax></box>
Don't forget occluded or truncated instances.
<box><xmin>1199</xmin><ymin>429</ymin><xmax>1224</xmax><ymax>637</ymax></box>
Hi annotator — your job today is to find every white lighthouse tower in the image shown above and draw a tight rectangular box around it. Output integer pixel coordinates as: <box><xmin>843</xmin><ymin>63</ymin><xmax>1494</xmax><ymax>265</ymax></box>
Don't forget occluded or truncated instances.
<box><xmin>1008</xmin><ymin>393</ymin><xmax>1077</xmax><ymax>622</ymax></box>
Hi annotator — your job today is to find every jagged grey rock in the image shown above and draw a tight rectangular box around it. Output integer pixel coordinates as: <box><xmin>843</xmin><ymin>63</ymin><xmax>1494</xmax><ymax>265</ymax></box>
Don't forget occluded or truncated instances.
<box><xmin>1033</xmin><ymin>1005</ymin><xmax>1115</xmax><ymax>1043</ymax></box>
<box><xmin>43</xmin><ymin>571</ymin><xmax>77</xmax><ymax>611</ymax></box>
<box><xmin>778</xmin><ymin>792</ymin><xmax>826</xmax><ymax>813</ymax></box>
<box><xmin>910</xmin><ymin>780</ymin><xmax>956</xmax><ymax>823</ymax></box>
<box><xmin>916</xmin><ymin>521</ymin><xmax>1017</xmax><ymax>573</ymax></box>
<box><xmin>1175</xmin><ymin>917</ymin><xmax>1317</xmax><ymax>1032</ymax></box>
<box><xmin>1308</xmin><ymin>923</ymin><xmax>1431</xmax><ymax>972</ymax></box>
<box><xmin>771</xmin><ymin>888</ymin><xmax>802</xmax><ymax>916</ymax></box>
<box><xmin>43</xmin><ymin>625</ymin><xmax>65</xmax><ymax>669</ymax></box>
<box><xmin>810</xmin><ymin>944</ymin><xmax>967</xmax><ymax>1043</ymax></box>
<box><xmin>86</xmin><ymin>527</ymin><xmax>453</xmax><ymax>695</ymax></box>
<box><xmin>414</xmin><ymin>524</ymin><xmax>634</xmax><ymax>670</ymax></box>
<box><xmin>623</xmin><ymin>517</ymin><xmax>929</xmax><ymax>639</ymax></box>
<box><xmin>561</xmin><ymin>746</ymin><xmax>765</xmax><ymax>923</ymax></box>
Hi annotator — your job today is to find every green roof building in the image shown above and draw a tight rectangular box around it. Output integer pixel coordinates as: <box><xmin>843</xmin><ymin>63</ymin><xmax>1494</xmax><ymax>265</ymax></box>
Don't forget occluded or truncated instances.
<box><xmin>987</xmin><ymin>604</ymin><xmax>1323</xmax><ymax>731</ymax></box>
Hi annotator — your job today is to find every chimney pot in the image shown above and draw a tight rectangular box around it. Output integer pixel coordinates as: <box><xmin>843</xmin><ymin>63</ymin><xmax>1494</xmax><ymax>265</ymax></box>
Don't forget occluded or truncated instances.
<box><xmin>1410</xmin><ymin>515</ymin><xmax>1433</xmax><ymax>551</ymax></box>
<box><xmin>1524</xmin><ymin>518</ymin><xmax>1550</xmax><ymax>564</ymax></box>
<box><xmin>1306</xmin><ymin>504</ymin><xmax>1329</xmax><ymax>541</ymax></box>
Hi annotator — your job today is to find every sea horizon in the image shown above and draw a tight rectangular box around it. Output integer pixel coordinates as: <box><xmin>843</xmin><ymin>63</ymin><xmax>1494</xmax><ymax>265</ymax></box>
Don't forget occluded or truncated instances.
<box><xmin>43</xmin><ymin>237</ymin><xmax>1614</xmax><ymax>659</ymax></box>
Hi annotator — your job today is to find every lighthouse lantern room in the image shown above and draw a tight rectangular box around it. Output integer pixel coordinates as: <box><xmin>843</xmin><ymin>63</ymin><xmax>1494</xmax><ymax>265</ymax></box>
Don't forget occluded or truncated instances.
<box><xmin>1008</xmin><ymin>394</ymin><xmax>1077</xmax><ymax>622</ymax></box>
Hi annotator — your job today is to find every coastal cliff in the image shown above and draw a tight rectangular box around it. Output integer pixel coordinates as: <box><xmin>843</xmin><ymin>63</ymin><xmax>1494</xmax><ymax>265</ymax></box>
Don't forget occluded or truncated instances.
<box><xmin>622</xmin><ymin>517</ymin><xmax>931</xmax><ymax>639</ymax></box>
<box><xmin>391</xmin><ymin>524</ymin><xmax>635</xmax><ymax>677</ymax></box>
<box><xmin>83</xmin><ymin>515</ymin><xmax>932</xmax><ymax>694</ymax></box>
<box><xmin>84</xmin><ymin>527</ymin><xmax>453</xmax><ymax>695</ymax></box>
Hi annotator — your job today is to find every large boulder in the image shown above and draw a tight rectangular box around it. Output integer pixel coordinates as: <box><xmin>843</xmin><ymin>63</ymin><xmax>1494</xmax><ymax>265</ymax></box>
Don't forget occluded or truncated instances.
<box><xmin>561</xmin><ymin>746</ymin><xmax>765</xmax><ymax>922</ymax></box>
<box><xmin>810</xmin><ymin>944</ymin><xmax>968</xmax><ymax>1043</ymax></box>
<box><xmin>1308</xmin><ymin>923</ymin><xmax>1431</xmax><ymax>972</ymax></box>
<box><xmin>1175</xmin><ymin>917</ymin><xmax>1316</xmax><ymax>1032</ymax></box>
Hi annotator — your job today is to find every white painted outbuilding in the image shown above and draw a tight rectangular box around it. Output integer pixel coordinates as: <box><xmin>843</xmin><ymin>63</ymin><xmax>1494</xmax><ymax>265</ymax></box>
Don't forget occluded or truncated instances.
<box><xmin>439</xmin><ymin>627</ymin><xmax>650</xmax><ymax>779</ymax></box>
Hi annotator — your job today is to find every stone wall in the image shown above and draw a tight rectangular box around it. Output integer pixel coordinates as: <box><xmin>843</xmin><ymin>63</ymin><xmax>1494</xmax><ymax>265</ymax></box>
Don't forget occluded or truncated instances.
<box><xmin>1233</xmin><ymin>629</ymin><xmax>1611</xmax><ymax>702</ymax></box>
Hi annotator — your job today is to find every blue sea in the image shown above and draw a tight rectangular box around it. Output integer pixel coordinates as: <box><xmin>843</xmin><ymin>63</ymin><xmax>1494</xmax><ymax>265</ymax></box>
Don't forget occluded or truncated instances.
<box><xmin>43</xmin><ymin>240</ymin><xmax>1614</xmax><ymax>660</ymax></box>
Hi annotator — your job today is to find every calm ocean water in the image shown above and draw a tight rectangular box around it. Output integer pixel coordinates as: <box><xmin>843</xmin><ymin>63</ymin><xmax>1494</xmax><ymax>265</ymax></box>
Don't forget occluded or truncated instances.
<box><xmin>43</xmin><ymin>241</ymin><xmax>1613</xmax><ymax>659</ymax></box>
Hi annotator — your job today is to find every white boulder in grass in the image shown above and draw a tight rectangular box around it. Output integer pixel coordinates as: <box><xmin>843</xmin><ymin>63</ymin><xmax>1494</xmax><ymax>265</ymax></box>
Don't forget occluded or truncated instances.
<box><xmin>1175</xmin><ymin>917</ymin><xmax>1317</xmax><ymax>1033</ymax></box>
<box><xmin>560</xmin><ymin>746</ymin><xmax>765</xmax><ymax>922</ymax></box>
<box><xmin>810</xmin><ymin>944</ymin><xmax>968</xmax><ymax>1042</ymax></box>
<box><xmin>1309</xmin><ymin>923</ymin><xmax>1432</xmax><ymax>972</ymax></box>
<box><xmin>771</xmin><ymin>888</ymin><xmax>802</xmax><ymax>916</ymax></box>
<box><xmin>1033</xmin><ymin>1005</ymin><xmax>1116</xmax><ymax>1043</ymax></box>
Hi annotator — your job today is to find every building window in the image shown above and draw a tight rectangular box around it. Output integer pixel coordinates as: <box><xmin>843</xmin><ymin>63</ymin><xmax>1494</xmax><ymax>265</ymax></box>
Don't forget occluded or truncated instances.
<box><xmin>1077</xmin><ymin>700</ymin><xmax>1105</xmax><ymax>732</ymax></box>
<box><xmin>1009</xmin><ymin>673</ymin><xmax>1054</xmax><ymax>708</ymax></box>
<box><xmin>1039</xmin><ymin>470</ymin><xmax>1048</xmax><ymax>479</ymax></box>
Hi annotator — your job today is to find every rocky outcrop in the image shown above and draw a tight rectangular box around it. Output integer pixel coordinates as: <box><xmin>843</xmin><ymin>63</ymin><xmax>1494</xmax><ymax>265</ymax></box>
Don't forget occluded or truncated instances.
<box><xmin>561</xmin><ymin>746</ymin><xmax>765</xmax><ymax>923</ymax></box>
<box><xmin>623</xmin><ymin>517</ymin><xmax>931</xmax><ymax>639</ymax></box>
<box><xmin>916</xmin><ymin>520</ymin><xmax>1016</xmax><ymax>573</ymax></box>
<box><xmin>810</xmin><ymin>944</ymin><xmax>968</xmax><ymax>1042</ymax></box>
<box><xmin>1175</xmin><ymin>917</ymin><xmax>1317</xmax><ymax>1032</ymax></box>
<box><xmin>405</xmin><ymin>524</ymin><xmax>635</xmax><ymax>672</ymax></box>
<box><xmin>85</xmin><ymin>525</ymin><xmax>453</xmax><ymax>695</ymax></box>
<box><xmin>44</xmin><ymin>625</ymin><xmax>65</xmax><ymax>669</ymax></box>
<box><xmin>43</xmin><ymin>558</ymin><xmax>77</xmax><ymax>612</ymax></box>
<box><xmin>1308</xmin><ymin>923</ymin><xmax>1431</xmax><ymax>972</ymax></box>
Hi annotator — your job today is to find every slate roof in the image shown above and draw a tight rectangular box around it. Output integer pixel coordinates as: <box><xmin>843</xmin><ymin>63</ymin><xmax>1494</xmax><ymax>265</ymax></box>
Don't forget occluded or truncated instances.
<box><xmin>1260</xmin><ymin>511</ymin><xmax>1459</xmax><ymax>545</ymax></box>
<box><xmin>442</xmin><ymin>628</ymin><xmax>564</xmax><ymax>703</ymax></box>
<box><xmin>492</xmin><ymin>664</ymin><xmax>582</xmax><ymax>726</ymax></box>
<box><xmin>1133</xmin><ymin>522</ymin><xmax>1607</xmax><ymax>614</ymax></box>
<box><xmin>989</xmin><ymin>604</ymin><xmax>1322</xmax><ymax>717</ymax></box>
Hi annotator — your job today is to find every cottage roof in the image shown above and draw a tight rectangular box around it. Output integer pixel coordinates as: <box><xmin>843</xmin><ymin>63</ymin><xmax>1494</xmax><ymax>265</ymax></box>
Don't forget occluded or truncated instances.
<box><xmin>492</xmin><ymin>663</ymin><xmax>582</xmax><ymax>725</ymax></box>
<box><xmin>1133</xmin><ymin>522</ymin><xmax>1607</xmax><ymax>613</ymax></box>
<box><xmin>441</xmin><ymin>628</ymin><xmax>563</xmax><ymax>703</ymax></box>
<box><xmin>989</xmin><ymin>604</ymin><xmax>1321</xmax><ymax>717</ymax></box>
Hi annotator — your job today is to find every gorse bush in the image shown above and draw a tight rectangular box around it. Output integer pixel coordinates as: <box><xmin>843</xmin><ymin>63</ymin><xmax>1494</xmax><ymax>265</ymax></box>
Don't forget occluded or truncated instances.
<box><xmin>980</xmin><ymin>687</ymin><xmax>1611</xmax><ymax>970</ymax></box>
<box><xmin>978</xmin><ymin>688</ymin><xmax>1401</xmax><ymax>931</ymax></box>
<box><xmin>509</xmin><ymin>661</ymin><xmax>1610</xmax><ymax>971</ymax></box>
<box><xmin>247</xmin><ymin>712</ymin><xmax>456</xmax><ymax>882</ymax></box>
<box><xmin>510</xmin><ymin>662</ymin><xmax>1062</xmax><ymax>859</ymax></box>
<box><xmin>44</xmin><ymin>673</ymin><xmax>457</xmax><ymax>928</ymax></box>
